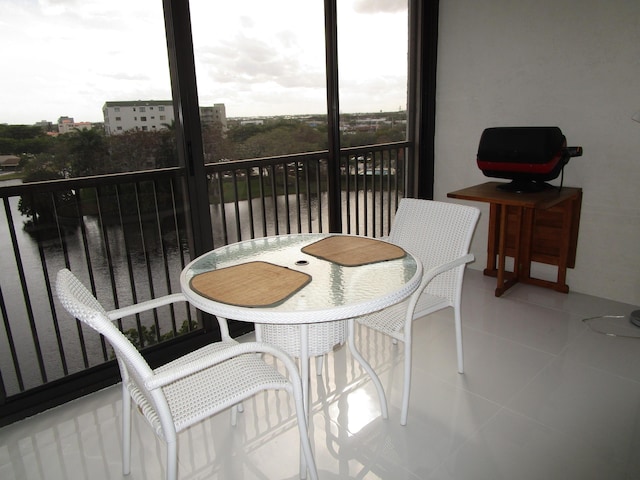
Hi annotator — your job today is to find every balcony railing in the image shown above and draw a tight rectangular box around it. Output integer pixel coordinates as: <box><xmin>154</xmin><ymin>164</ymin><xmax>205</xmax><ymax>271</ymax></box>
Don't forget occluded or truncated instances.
<box><xmin>206</xmin><ymin>142</ymin><xmax>407</xmax><ymax>244</ymax></box>
<box><xmin>0</xmin><ymin>141</ymin><xmax>408</xmax><ymax>425</ymax></box>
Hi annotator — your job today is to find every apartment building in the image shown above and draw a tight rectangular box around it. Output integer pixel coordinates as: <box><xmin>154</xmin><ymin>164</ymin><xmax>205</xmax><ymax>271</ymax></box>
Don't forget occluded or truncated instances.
<box><xmin>200</xmin><ymin>103</ymin><xmax>228</xmax><ymax>130</ymax></box>
<box><xmin>57</xmin><ymin>116</ymin><xmax>94</xmax><ymax>134</ymax></box>
<box><xmin>103</xmin><ymin>100</ymin><xmax>227</xmax><ymax>135</ymax></box>
<box><xmin>102</xmin><ymin>100</ymin><xmax>174</xmax><ymax>135</ymax></box>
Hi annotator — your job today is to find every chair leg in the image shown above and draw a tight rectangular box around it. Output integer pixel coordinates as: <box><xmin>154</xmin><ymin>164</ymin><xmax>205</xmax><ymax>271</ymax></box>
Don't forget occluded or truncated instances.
<box><xmin>400</xmin><ymin>340</ymin><xmax>412</xmax><ymax>426</ymax></box>
<box><xmin>231</xmin><ymin>404</ymin><xmax>238</xmax><ymax>426</ymax></box>
<box><xmin>400</xmin><ymin>324</ymin><xmax>413</xmax><ymax>426</ymax></box>
<box><xmin>292</xmin><ymin>389</ymin><xmax>319</xmax><ymax>480</ymax></box>
<box><xmin>454</xmin><ymin>306</ymin><xmax>464</xmax><ymax>374</ymax></box>
<box><xmin>166</xmin><ymin>440</ymin><xmax>178</xmax><ymax>480</ymax></box>
<box><xmin>315</xmin><ymin>355</ymin><xmax>323</xmax><ymax>376</ymax></box>
<box><xmin>122</xmin><ymin>385</ymin><xmax>131</xmax><ymax>475</ymax></box>
<box><xmin>347</xmin><ymin>320</ymin><xmax>388</xmax><ymax>419</ymax></box>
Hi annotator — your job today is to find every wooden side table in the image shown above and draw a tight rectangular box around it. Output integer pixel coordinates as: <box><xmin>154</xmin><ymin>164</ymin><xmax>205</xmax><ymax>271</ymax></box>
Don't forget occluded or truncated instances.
<box><xmin>448</xmin><ymin>182</ymin><xmax>582</xmax><ymax>297</ymax></box>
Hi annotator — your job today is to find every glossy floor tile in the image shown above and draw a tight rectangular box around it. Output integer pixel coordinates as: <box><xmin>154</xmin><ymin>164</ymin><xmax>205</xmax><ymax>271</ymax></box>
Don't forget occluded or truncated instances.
<box><xmin>1</xmin><ymin>269</ymin><xmax>639</xmax><ymax>479</ymax></box>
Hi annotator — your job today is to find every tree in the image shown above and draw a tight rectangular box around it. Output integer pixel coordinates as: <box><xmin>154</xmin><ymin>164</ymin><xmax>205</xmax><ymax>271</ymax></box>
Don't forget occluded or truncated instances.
<box><xmin>0</xmin><ymin>124</ymin><xmax>53</xmax><ymax>155</ymax></box>
<box><xmin>67</xmin><ymin>128</ymin><xmax>110</xmax><ymax>176</ymax></box>
<box><xmin>108</xmin><ymin>130</ymin><xmax>178</xmax><ymax>171</ymax></box>
<box><xmin>155</xmin><ymin>129</ymin><xmax>179</xmax><ymax>168</ymax></box>
<box><xmin>161</xmin><ymin>119</ymin><xmax>176</xmax><ymax>131</ymax></box>
<box><xmin>0</xmin><ymin>124</ymin><xmax>43</xmax><ymax>140</ymax></box>
<box><xmin>17</xmin><ymin>155</ymin><xmax>78</xmax><ymax>236</ymax></box>
<box><xmin>232</xmin><ymin>122</ymin><xmax>325</xmax><ymax>159</ymax></box>
<box><xmin>202</xmin><ymin>121</ymin><xmax>232</xmax><ymax>162</ymax></box>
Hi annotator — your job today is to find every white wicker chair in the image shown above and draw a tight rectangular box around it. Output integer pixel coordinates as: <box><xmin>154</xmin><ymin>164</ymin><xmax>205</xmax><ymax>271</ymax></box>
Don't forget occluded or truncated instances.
<box><xmin>349</xmin><ymin>198</ymin><xmax>480</xmax><ymax>425</ymax></box>
<box><xmin>55</xmin><ymin>269</ymin><xmax>318</xmax><ymax>480</ymax></box>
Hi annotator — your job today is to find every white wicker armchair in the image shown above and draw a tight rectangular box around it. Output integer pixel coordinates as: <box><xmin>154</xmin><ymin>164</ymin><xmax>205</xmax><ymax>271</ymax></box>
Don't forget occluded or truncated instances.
<box><xmin>55</xmin><ymin>269</ymin><xmax>318</xmax><ymax>480</ymax></box>
<box><xmin>349</xmin><ymin>199</ymin><xmax>480</xmax><ymax>425</ymax></box>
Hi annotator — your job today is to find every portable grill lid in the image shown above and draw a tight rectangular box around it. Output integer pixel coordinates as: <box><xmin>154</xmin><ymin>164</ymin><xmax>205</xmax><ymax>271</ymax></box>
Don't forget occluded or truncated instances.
<box><xmin>477</xmin><ymin>126</ymin><xmax>567</xmax><ymax>176</ymax></box>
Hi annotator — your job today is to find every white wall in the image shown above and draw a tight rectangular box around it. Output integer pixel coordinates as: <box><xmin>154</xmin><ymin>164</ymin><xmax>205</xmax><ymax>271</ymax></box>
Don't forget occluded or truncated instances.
<box><xmin>435</xmin><ymin>0</ymin><xmax>640</xmax><ymax>304</ymax></box>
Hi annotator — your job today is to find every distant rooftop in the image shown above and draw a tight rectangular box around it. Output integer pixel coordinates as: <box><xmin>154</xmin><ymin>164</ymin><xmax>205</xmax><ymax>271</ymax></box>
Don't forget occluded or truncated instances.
<box><xmin>103</xmin><ymin>100</ymin><xmax>172</xmax><ymax>108</ymax></box>
<box><xmin>0</xmin><ymin>155</ymin><xmax>20</xmax><ymax>169</ymax></box>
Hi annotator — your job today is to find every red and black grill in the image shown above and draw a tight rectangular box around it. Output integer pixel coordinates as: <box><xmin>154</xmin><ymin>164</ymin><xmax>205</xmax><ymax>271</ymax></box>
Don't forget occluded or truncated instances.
<box><xmin>476</xmin><ymin>126</ymin><xmax>582</xmax><ymax>192</ymax></box>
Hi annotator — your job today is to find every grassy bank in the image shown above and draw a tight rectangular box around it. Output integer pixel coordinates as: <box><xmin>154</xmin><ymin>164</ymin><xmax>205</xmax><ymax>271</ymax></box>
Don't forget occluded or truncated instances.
<box><xmin>0</xmin><ymin>171</ymin><xmax>24</xmax><ymax>182</ymax></box>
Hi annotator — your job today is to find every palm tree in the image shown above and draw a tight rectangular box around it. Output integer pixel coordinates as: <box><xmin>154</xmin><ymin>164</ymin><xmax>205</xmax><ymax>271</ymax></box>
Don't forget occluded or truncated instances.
<box><xmin>161</xmin><ymin>119</ymin><xmax>176</xmax><ymax>131</ymax></box>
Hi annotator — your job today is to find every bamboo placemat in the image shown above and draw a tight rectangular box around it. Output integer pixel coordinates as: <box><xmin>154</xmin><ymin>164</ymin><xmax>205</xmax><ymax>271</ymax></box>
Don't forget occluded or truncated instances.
<box><xmin>301</xmin><ymin>235</ymin><xmax>405</xmax><ymax>267</ymax></box>
<box><xmin>189</xmin><ymin>261</ymin><xmax>311</xmax><ymax>307</ymax></box>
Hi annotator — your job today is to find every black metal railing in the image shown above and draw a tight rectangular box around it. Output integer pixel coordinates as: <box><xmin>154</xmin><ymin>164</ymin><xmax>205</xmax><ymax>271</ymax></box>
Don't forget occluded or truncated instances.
<box><xmin>205</xmin><ymin>142</ymin><xmax>407</xmax><ymax>244</ymax></box>
<box><xmin>0</xmin><ymin>141</ymin><xmax>408</xmax><ymax>424</ymax></box>
<box><xmin>0</xmin><ymin>169</ymin><xmax>194</xmax><ymax>394</ymax></box>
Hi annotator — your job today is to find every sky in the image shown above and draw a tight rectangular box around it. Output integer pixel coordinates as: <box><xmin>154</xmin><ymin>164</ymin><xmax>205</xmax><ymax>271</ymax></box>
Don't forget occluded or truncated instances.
<box><xmin>0</xmin><ymin>0</ymin><xmax>408</xmax><ymax>125</ymax></box>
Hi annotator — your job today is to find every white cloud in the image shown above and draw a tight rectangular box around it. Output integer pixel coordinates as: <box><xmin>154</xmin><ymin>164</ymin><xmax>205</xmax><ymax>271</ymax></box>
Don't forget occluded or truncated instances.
<box><xmin>354</xmin><ymin>0</ymin><xmax>407</xmax><ymax>14</ymax></box>
<box><xmin>0</xmin><ymin>0</ymin><xmax>407</xmax><ymax>124</ymax></box>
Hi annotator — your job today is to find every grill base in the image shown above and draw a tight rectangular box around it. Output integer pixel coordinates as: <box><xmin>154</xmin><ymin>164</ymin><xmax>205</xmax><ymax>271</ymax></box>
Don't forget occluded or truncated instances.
<box><xmin>496</xmin><ymin>179</ymin><xmax>558</xmax><ymax>193</ymax></box>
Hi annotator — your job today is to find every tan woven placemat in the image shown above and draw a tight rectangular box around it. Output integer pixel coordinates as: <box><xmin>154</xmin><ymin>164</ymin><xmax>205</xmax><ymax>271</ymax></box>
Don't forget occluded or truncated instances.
<box><xmin>189</xmin><ymin>261</ymin><xmax>311</xmax><ymax>307</ymax></box>
<box><xmin>301</xmin><ymin>236</ymin><xmax>405</xmax><ymax>267</ymax></box>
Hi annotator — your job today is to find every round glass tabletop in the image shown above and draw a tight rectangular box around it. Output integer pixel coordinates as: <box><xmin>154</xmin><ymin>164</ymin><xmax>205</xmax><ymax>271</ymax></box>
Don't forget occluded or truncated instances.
<box><xmin>180</xmin><ymin>234</ymin><xmax>422</xmax><ymax>324</ymax></box>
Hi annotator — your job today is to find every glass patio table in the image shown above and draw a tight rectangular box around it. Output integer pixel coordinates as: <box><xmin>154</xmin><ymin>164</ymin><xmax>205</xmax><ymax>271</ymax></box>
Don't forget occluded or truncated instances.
<box><xmin>180</xmin><ymin>233</ymin><xmax>422</xmax><ymax>420</ymax></box>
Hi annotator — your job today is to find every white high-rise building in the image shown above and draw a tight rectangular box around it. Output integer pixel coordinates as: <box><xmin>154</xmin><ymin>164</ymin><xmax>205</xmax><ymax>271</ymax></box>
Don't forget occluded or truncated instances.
<box><xmin>102</xmin><ymin>100</ymin><xmax>174</xmax><ymax>135</ymax></box>
<box><xmin>103</xmin><ymin>100</ymin><xmax>227</xmax><ymax>135</ymax></box>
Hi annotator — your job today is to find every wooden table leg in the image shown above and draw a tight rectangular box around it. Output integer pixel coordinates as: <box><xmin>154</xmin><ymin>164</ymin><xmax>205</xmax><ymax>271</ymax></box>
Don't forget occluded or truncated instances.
<box><xmin>485</xmin><ymin>203</ymin><xmax>499</xmax><ymax>274</ymax></box>
<box><xmin>495</xmin><ymin>204</ymin><xmax>507</xmax><ymax>295</ymax></box>
<box><xmin>493</xmin><ymin>204</ymin><xmax>521</xmax><ymax>296</ymax></box>
<box><xmin>555</xmin><ymin>198</ymin><xmax>573</xmax><ymax>292</ymax></box>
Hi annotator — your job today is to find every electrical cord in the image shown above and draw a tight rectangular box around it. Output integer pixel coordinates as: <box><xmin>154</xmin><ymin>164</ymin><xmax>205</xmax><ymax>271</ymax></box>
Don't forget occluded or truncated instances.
<box><xmin>582</xmin><ymin>314</ymin><xmax>640</xmax><ymax>339</ymax></box>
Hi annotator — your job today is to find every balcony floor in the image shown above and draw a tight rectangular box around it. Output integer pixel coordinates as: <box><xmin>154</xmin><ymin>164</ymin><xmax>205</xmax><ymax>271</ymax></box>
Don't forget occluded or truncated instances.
<box><xmin>2</xmin><ymin>269</ymin><xmax>640</xmax><ymax>480</ymax></box>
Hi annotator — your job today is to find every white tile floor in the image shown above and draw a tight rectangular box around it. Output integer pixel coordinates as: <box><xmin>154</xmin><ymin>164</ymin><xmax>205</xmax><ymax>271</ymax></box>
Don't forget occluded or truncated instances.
<box><xmin>1</xmin><ymin>269</ymin><xmax>640</xmax><ymax>480</ymax></box>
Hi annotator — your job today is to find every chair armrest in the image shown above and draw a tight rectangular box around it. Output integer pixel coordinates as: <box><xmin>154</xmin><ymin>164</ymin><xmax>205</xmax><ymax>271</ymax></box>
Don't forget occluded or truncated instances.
<box><xmin>107</xmin><ymin>293</ymin><xmax>187</xmax><ymax>320</ymax></box>
<box><xmin>421</xmin><ymin>253</ymin><xmax>474</xmax><ymax>286</ymax></box>
<box><xmin>404</xmin><ymin>253</ymin><xmax>475</xmax><ymax>316</ymax></box>
<box><xmin>145</xmin><ymin>341</ymin><xmax>302</xmax><ymax>391</ymax></box>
